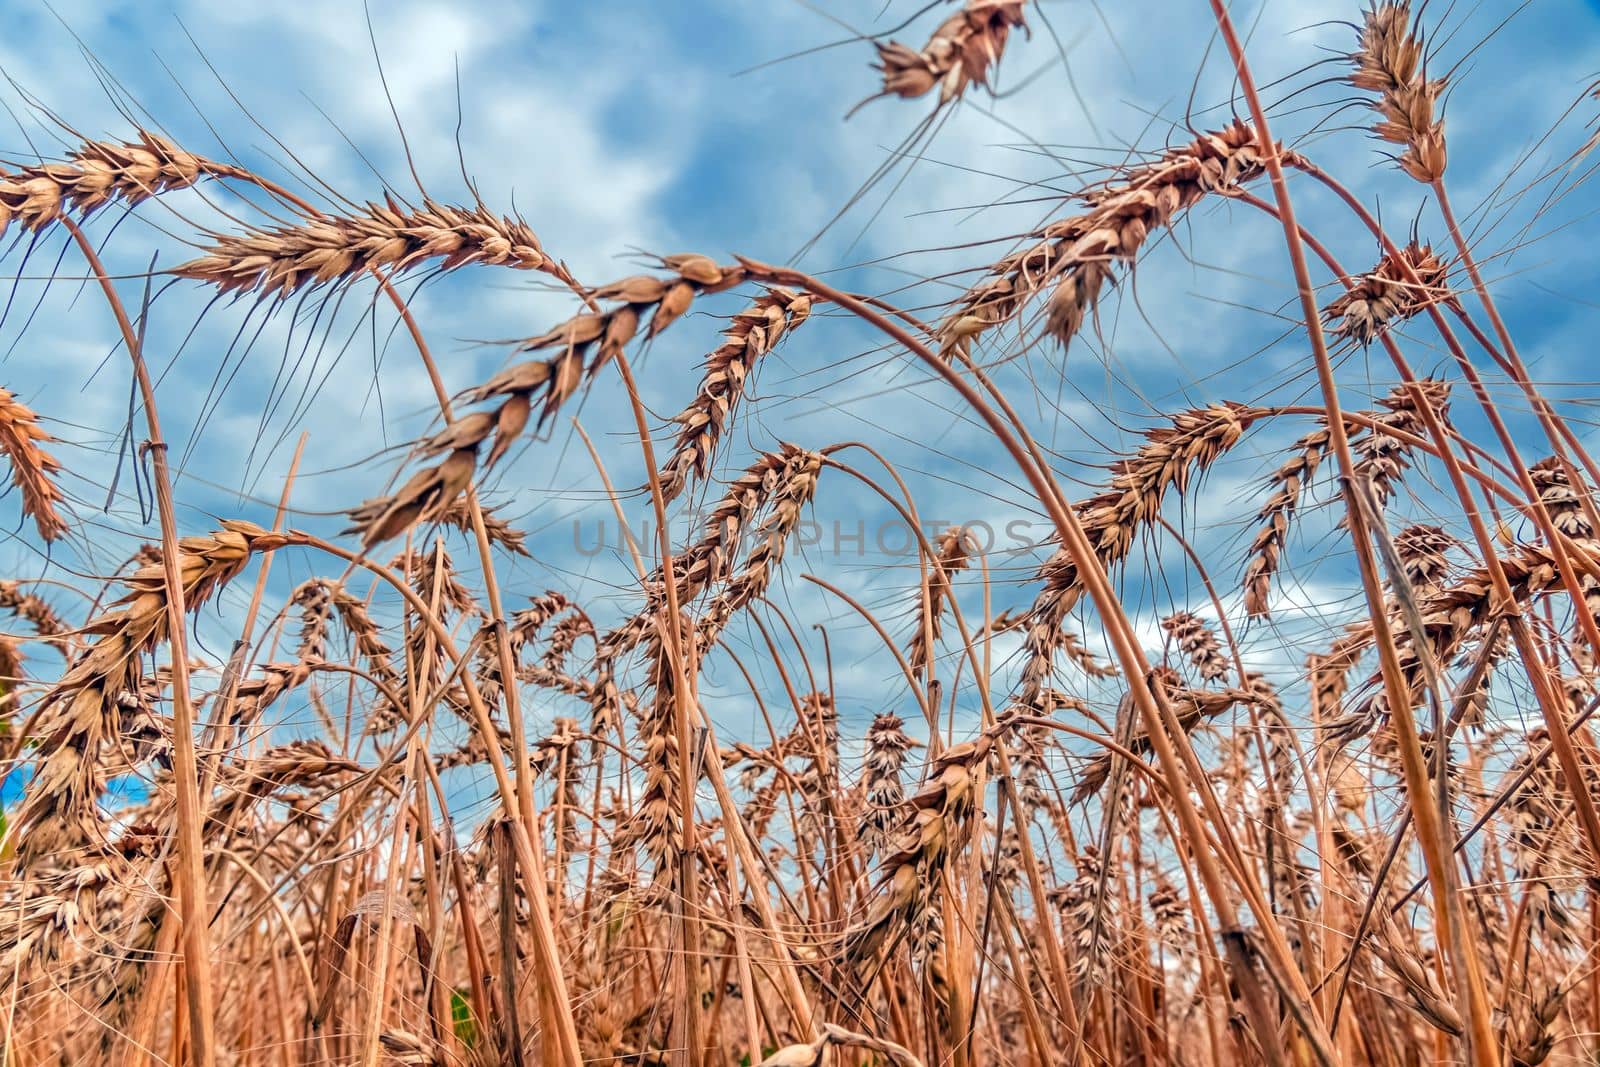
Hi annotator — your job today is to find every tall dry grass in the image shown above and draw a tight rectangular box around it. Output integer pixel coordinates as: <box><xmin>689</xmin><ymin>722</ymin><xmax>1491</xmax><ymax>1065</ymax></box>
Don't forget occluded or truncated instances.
<box><xmin>1</xmin><ymin>1</ymin><xmax>1599</xmax><ymax>1065</ymax></box>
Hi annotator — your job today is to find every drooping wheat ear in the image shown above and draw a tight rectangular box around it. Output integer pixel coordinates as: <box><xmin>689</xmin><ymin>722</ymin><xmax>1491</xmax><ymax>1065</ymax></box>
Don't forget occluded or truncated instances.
<box><xmin>1331</xmin><ymin>544</ymin><xmax>1566</xmax><ymax>746</ymax></box>
<box><xmin>1529</xmin><ymin>457</ymin><xmax>1600</xmax><ymax>667</ymax></box>
<box><xmin>0</xmin><ymin>579</ymin><xmax>70</xmax><ymax>651</ymax></box>
<box><xmin>437</xmin><ymin>496</ymin><xmax>529</xmax><ymax>555</ymax></box>
<box><xmin>793</xmin><ymin>692</ymin><xmax>841</xmax><ymax>840</ymax></box>
<box><xmin>1051</xmin><ymin>843</ymin><xmax>1111</xmax><ymax>979</ymax></box>
<box><xmin>1370</xmin><ymin>912</ymin><xmax>1464</xmax><ymax>1037</ymax></box>
<box><xmin>1529</xmin><ymin>457</ymin><xmax>1594</xmax><ymax>540</ymax></box>
<box><xmin>1324</xmin><ymin>242</ymin><xmax>1456</xmax><ymax>343</ymax></box>
<box><xmin>1018</xmin><ymin>402</ymin><xmax>1262</xmax><ymax>705</ymax></box>
<box><xmin>200</xmin><ymin>739</ymin><xmax>360</xmax><ymax>836</ymax></box>
<box><xmin>1011</xmin><ymin>711</ymin><xmax>1076</xmax><ymax>828</ymax></box>
<box><xmin>327</xmin><ymin>585</ymin><xmax>400</xmax><ymax>692</ymax></box>
<box><xmin>0</xmin><ymin>387</ymin><xmax>68</xmax><ymax>542</ymax></box>
<box><xmin>863</xmin><ymin>712</ymin><xmax>915</xmax><ymax>858</ymax></box>
<box><xmin>352</xmin><ymin>259</ymin><xmax>749</xmax><ymax>547</ymax></box>
<box><xmin>1233</xmin><ymin>679</ymin><xmax>1295</xmax><ymax>792</ymax></box>
<box><xmin>1062</xmin><ymin>630</ymin><xmax>1118</xmax><ymax>680</ymax></box>
<box><xmin>1353</xmin><ymin>378</ymin><xmax>1450</xmax><ymax>511</ymax></box>
<box><xmin>738</xmin><ymin>774</ymin><xmax>783</xmax><ymax>844</ymax></box>
<box><xmin>288</xmin><ymin>579</ymin><xmax>334</xmax><ymax>665</ymax></box>
<box><xmin>542</xmin><ymin>613</ymin><xmax>594</xmax><ymax>674</ymax></box>
<box><xmin>865</xmin><ymin>0</ymin><xmax>1027</xmax><ymax>108</ymax></box>
<box><xmin>0</xmin><ymin>856</ymin><xmax>123</xmax><ymax>975</ymax></box>
<box><xmin>603</xmin><ymin>444</ymin><xmax>826</xmax><ymax>657</ymax></box>
<box><xmin>345</xmin><ymin>444</ymin><xmax>479</xmax><ymax>547</ymax></box>
<box><xmin>1243</xmin><ymin>423</ymin><xmax>1332</xmax><ymax>617</ymax></box>
<box><xmin>1504</xmin><ymin>981</ymin><xmax>1563</xmax><ymax>1067</ymax></box>
<box><xmin>280</xmin><ymin>581</ymin><xmax>388</xmax><ymax>737</ymax></box>
<box><xmin>11</xmin><ymin>520</ymin><xmax>294</xmax><ymax>858</ymax></box>
<box><xmin>0</xmin><ymin>133</ymin><xmax>244</xmax><ymax>237</ymax></box>
<box><xmin>375</xmin><ymin>543</ymin><xmax>477</xmax><ymax>731</ymax></box>
<box><xmin>393</xmin><ymin>541</ymin><xmax>477</xmax><ymax>617</ymax></box>
<box><xmin>1073</xmin><ymin>404</ymin><xmax>1260</xmax><ymax>574</ymax></box>
<box><xmin>512</xmin><ymin>591</ymin><xmax>578</xmax><ymax>644</ymax></box>
<box><xmin>1242</xmin><ymin>381</ymin><xmax>1449</xmax><ymax>615</ymax></box>
<box><xmin>464</xmin><ymin>255</ymin><xmax>746</xmax><ymax>442</ymax></box>
<box><xmin>173</xmin><ymin>194</ymin><xmax>569</xmax><ymax>297</ymax></box>
<box><xmin>1350</xmin><ymin>2</ymin><xmax>1448</xmax><ymax>183</ymax></box>
<box><xmin>72</xmin><ymin>733</ymin><xmax>360</xmax><ymax>1026</ymax></box>
<box><xmin>378</xmin><ymin>1030</ymin><xmax>445</xmax><ymax>1067</ymax></box>
<box><xmin>226</xmin><ymin>661</ymin><xmax>316</xmax><ymax>732</ymax></box>
<box><xmin>1308</xmin><ymin>624</ymin><xmax>1367</xmax><ymax>727</ymax></box>
<box><xmin>1161</xmin><ymin>610</ymin><xmax>1228</xmax><ymax>684</ymax></box>
<box><xmin>510</xmin><ymin>591</ymin><xmax>594</xmax><ymax>691</ymax></box>
<box><xmin>939</xmin><ymin>122</ymin><xmax>1284</xmax><ymax>356</ymax></box>
<box><xmin>909</xmin><ymin>526</ymin><xmax>972</xmax><ymax>680</ymax></box>
<box><xmin>1147</xmin><ymin>881</ymin><xmax>1189</xmax><ymax>954</ymax></box>
<box><xmin>1390</xmin><ymin>523</ymin><xmax>1460</xmax><ymax>595</ymax></box>
<box><xmin>843</xmin><ymin>731</ymin><xmax>994</xmax><ymax>969</ymax></box>
<box><xmin>657</xmin><ymin>285</ymin><xmax>813</xmax><ymax>503</ymax></box>
<box><xmin>623</xmin><ymin>610</ymin><xmax>696</xmax><ymax>876</ymax></box>
<box><xmin>1072</xmin><ymin>681</ymin><xmax>1257</xmax><ymax>804</ymax></box>
<box><xmin>699</xmin><ymin>447</ymin><xmax>825</xmax><ymax>643</ymax></box>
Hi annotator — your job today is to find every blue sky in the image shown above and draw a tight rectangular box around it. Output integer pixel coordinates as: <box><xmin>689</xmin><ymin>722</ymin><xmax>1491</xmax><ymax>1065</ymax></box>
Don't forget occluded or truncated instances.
<box><xmin>2</xmin><ymin>1</ymin><xmax>1599</xmax><ymax>808</ymax></box>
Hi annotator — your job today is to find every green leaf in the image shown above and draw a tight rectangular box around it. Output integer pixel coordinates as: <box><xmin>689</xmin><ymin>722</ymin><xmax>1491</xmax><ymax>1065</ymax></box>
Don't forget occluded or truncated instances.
<box><xmin>450</xmin><ymin>989</ymin><xmax>478</xmax><ymax>1048</ymax></box>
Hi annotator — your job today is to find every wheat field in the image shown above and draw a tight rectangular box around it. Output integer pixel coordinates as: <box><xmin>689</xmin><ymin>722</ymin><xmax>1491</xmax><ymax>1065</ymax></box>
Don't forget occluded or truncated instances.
<box><xmin>2</xmin><ymin>1</ymin><xmax>1599</xmax><ymax>1064</ymax></box>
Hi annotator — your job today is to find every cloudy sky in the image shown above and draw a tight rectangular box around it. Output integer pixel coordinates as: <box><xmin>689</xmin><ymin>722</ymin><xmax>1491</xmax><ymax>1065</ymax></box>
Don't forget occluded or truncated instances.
<box><xmin>2</xmin><ymin>0</ymin><xmax>1598</xmax><ymax>807</ymax></box>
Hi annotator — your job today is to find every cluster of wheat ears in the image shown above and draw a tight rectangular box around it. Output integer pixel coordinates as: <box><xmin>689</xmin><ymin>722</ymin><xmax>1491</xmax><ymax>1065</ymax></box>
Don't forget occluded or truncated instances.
<box><xmin>0</xmin><ymin>1</ymin><xmax>1597</xmax><ymax>1064</ymax></box>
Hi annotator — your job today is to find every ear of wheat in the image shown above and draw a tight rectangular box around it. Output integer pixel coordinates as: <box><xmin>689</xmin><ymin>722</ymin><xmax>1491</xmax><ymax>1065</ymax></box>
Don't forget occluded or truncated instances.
<box><xmin>868</xmin><ymin>0</ymin><xmax>1028</xmax><ymax>108</ymax></box>
<box><xmin>0</xmin><ymin>387</ymin><xmax>67</xmax><ymax>542</ymax></box>
<box><xmin>10</xmin><ymin>522</ymin><xmax>295</xmax><ymax>863</ymax></box>
<box><xmin>940</xmin><ymin>123</ymin><xmax>1284</xmax><ymax>355</ymax></box>
<box><xmin>174</xmin><ymin>196</ymin><xmax>565</xmax><ymax>297</ymax></box>
<box><xmin>1019</xmin><ymin>402</ymin><xmax>1261</xmax><ymax>705</ymax></box>
<box><xmin>0</xmin><ymin>133</ymin><xmax>230</xmax><ymax>236</ymax></box>
<box><xmin>1351</xmin><ymin>1</ymin><xmax>1448</xmax><ymax>182</ymax></box>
